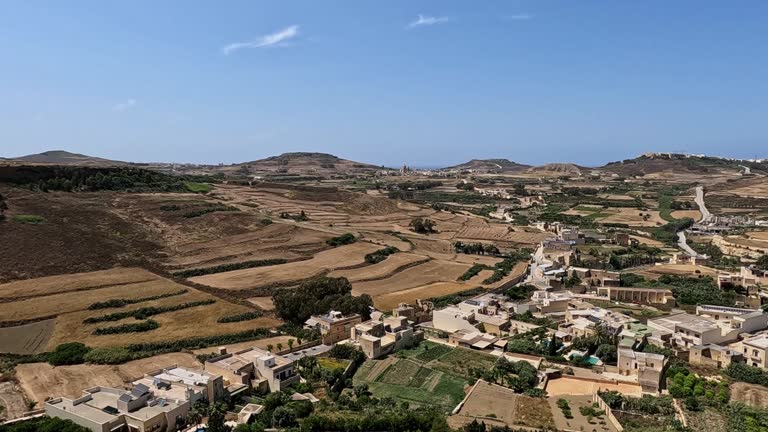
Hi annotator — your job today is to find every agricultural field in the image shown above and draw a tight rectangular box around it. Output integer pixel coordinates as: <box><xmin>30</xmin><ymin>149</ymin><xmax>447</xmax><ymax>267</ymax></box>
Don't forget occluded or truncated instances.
<box><xmin>449</xmin><ymin>380</ymin><xmax>556</xmax><ymax>431</ymax></box>
<box><xmin>0</xmin><ymin>268</ymin><xmax>278</xmax><ymax>352</ymax></box>
<box><xmin>596</xmin><ymin>208</ymin><xmax>666</xmax><ymax>227</ymax></box>
<box><xmin>544</xmin><ymin>377</ymin><xmax>642</xmax><ymax>397</ymax></box>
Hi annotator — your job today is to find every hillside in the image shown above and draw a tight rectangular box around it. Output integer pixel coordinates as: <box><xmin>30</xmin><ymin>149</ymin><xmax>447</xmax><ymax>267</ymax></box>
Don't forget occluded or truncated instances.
<box><xmin>7</xmin><ymin>150</ymin><xmax>127</xmax><ymax>167</ymax></box>
<box><xmin>527</xmin><ymin>163</ymin><xmax>584</xmax><ymax>176</ymax></box>
<box><xmin>443</xmin><ymin>158</ymin><xmax>530</xmax><ymax>173</ymax></box>
<box><xmin>601</xmin><ymin>153</ymin><xmax>768</xmax><ymax>177</ymax></box>
<box><xmin>234</xmin><ymin>152</ymin><xmax>388</xmax><ymax>177</ymax></box>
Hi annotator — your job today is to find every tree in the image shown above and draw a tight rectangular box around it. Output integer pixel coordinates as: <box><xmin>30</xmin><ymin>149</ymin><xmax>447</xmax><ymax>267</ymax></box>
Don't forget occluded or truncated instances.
<box><xmin>276</xmin><ymin>343</ymin><xmax>283</xmax><ymax>352</ymax></box>
<box><xmin>188</xmin><ymin>407</ymin><xmax>203</xmax><ymax>429</ymax></box>
<box><xmin>409</xmin><ymin>217</ymin><xmax>436</xmax><ymax>234</ymax></box>
<box><xmin>272</xmin><ymin>276</ymin><xmax>372</xmax><ymax>324</ymax></box>
<box><xmin>207</xmin><ymin>403</ymin><xmax>231</xmax><ymax>432</ymax></box>
<box><xmin>757</xmin><ymin>255</ymin><xmax>768</xmax><ymax>271</ymax></box>
<box><xmin>48</xmin><ymin>342</ymin><xmax>91</xmax><ymax>366</ymax></box>
<box><xmin>288</xmin><ymin>338</ymin><xmax>295</xmax><ymax>351</ymax></box>
<box><xmin>272</xmin><ymin>406</ymin><xmax>296</xmax><ymax>428</ymax></box>
<box><xmin>266</xmin><ymin>344</ymin><xmax>274</xmax><ymax>353</ymax></box>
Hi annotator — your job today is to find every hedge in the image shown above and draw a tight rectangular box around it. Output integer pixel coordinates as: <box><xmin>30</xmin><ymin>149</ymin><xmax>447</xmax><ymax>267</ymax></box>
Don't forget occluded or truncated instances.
<box><xmin>88</xmin><ymin>289</ymin><xmax>188</xmax><ymax>310</ymax></box>
<box><xmin>83</xmin><ymin>299</ymin><xmax>215</xmax><ymax>323</ymax></box>
<box><xmin>93</xmin><ymin>320</ymin><xmax>160</xmax><ymax>335</ymax></box>
<box><xmin>173</xmin><ymin>259</ymin><xmax>287</xmax><ymax>278</ymax></box>
<box><xmin>217</xmin><ymin>311</ymin><xmax>265</xmax><ymax>323</ymax></box>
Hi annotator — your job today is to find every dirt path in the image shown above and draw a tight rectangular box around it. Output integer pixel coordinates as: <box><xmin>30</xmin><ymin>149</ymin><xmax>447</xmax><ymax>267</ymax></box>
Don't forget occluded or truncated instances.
<box><xmin>0</xmin><ymin>382</ymin><xmax>29</xmax><ymax>420</ymax></box>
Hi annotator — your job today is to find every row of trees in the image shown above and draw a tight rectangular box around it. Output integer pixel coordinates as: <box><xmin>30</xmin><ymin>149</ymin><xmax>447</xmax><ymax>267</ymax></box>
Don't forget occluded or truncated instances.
<box><xmin>453</xmin><ymin>241</ymin><xmax>500</xmax><ymax>256</ymax></box>
<box><xmin>409</xmin><ymin>217</ymin><xmax>436</xmax><ymax>234</ymax></box>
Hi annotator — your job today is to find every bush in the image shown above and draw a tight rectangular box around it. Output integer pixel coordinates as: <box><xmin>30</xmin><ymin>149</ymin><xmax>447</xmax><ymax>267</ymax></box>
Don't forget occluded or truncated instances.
<box><xmin>93</xmin><ymin>319</ymin><xmax>160</xmax><ymax>335</ymax></box>
<box><xmin>184</xmin><ymin>182</ymin><xmax>212</xmax><ymax>193</ymax></box>
<box><xmin>364</xmin><ymin>246</ymin><xmax>399</xmax><ymax>264</ymax></box>
<box><xmin>13</xmin><ymin>214</ymin><xmax>45</xmax><ymax>224</ymax></box>
<box><xmin>0</xmin><ymin>416</ymin><xmax>91</xmax><ymax>432</ymax></box>
<box><xmin>47</xmin><ymin>343</ymin><xmax>91</xmax><ymax>366</ymax></box>
<box><xmin>182</xmin><ymin>204</ymin><xmax>239</xmax><ymax>218</ymax></box>
<box><xmin>326</xmin><ymin>233</ymin><xmax>357</xmax><ymax>246</ymax></box>
<box><xmin>458</xmin><ymin>264</ymin><xmax>491</xmax><ymax>281</ymax></box>
<box><xmin>88</xmin><ymin>289</ymin><xmax>188</xmax><ymax>309</ymax></box>
<box><xmin>173</xmin><ymin>259</ymin><xmax>287</xmax><ymax>278</ymax></box>
<box><xmin>84</xmin><ymin>347</ymin><xmax>134</xmax><ymax>364</ymax></box>
<box><xmin>84</xmin><ymin>300</ymin><xmax>215</xmax><ymax>323</ymax></box>
<box><xmin>217</xmin><ymin>311</ymin><xmax>264</xmax><ymax>323</ymax></box>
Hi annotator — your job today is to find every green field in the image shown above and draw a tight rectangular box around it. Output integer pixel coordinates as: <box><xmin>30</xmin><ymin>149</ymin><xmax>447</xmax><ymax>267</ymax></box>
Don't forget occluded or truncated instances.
<box><xmin>184</xmin><ymin>182</ymin><xmax>213</xmax><ymax>193</ymax></box>
<box><xmin>353</xmin><ymin>342</ymin><xmax>498</xmax><ymax>411</ymax></box>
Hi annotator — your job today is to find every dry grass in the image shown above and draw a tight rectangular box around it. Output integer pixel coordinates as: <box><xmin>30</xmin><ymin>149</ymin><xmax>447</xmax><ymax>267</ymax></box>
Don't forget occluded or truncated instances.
<box><xmin>17</xmin><ymin>352</ymin><xmax>201</xmax><ymax>404</ymax></box>
<box><xmin>746</xmin><ymin>231</ymin><xmax>768</xmax><ymax>241</ymax></box>
<box><xmin>247</xmin><ymin>297</ymin><xmax>275</xmax><ymax>310</ymax></box>
<box><xmin>450</xmin><ymin>380</ymin><xmax>555</xmax><ymax>430</ymax></box>
<box><xmin>352</xmin><ymin>260</ymin><xmax>471</xmax><ymax>298</ymax></box>
<box><xmin>597</xmin><ymin>208</ymin><xmax>666</xmax><ymax>227</ymax></box>
<box><xmin>189</xmin><ymin>242</ymin><xmax>382</xmax><ymax>289</ymax></box>
<box><xmin>191</xmin><ymin>335</ymin><xmax>294</xmax><ymax>356</ymax></box>
<box><xmin>0</xmin><ymin>319</ymin><xmax>54</xmax><ymax>354</ymax></box>
<box><xmin>632</xmin><ymin>264</ymin><xmax>718</xmax><ymax>279</ymax></box>
<box><xmin>544</xmin><ymin>377</ymin><xmax>642</xmax><ymax>396</ymax></box>
<box><xmin>671</xmin><ymin>210</ymin><xmax>702</xmax><ymax>220</ymax></box>
<box><xmin>373</xmin><ymin>282</ymin><xmax>477</xmax><ymax>311</ymax></box>
<box><xmin>730</xmin><ymin>382</ymin><xmax>768</xmax><ymax>409</ymax></box>
<box><xmin>0</xmin><ymin>267</ymin><xmax>157</xmax><ymax>300</ymax></box>
<box><xmin>329</xmin><ymin>253</ymin><xmax>428</xmax><ymax>282</ymax></box>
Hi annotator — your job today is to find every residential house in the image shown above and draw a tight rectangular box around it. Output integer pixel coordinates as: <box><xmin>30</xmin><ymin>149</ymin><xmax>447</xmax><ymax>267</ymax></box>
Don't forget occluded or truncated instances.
<box><xmin>205</xmin><ymin>347</ymin><xmax>299</xmax><ymax>393</ymax></box>
<box><xmin>617</xmin><ymin>349</ymin><xmax>667</xmax><ymax>393</ymax></box>
<box><xmin>350</xmin><ymin>315</ymin><xmax>422</xmax><ymax>359</ymax></box>
<box><xmin>132</xmin><ymin>366</ymin><xmax>225</xmax><ymax>405</ymax></box>
<box><xmin>305</xmin><ymin>311</ymin><xmax>362</xmax><ymax>345</ymax></box>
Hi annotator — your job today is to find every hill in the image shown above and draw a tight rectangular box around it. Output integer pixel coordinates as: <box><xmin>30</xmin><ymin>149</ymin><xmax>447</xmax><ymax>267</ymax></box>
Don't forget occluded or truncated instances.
<box><xmin>600</xmin><ymin>153</ymin><xmax>768</xmax><ymax>177</ymax></box>
<box><xmin>443</xmin><ymin>159</ymin><xmax>530</xmax><ymax>173</ymax></box>
<box><xmin>8</xmin><ymin>150</ymin><xmax>127</xmax><ymax>167</ymax></box>
<box><xmin>234</xmin><ymin>152</ymin><xmax>388</xmax><ymax>176</ymax></box>
<box><xmin>527</xmin><ymin>163</ymin><xmax>584</xmax><ymax>176</ymax></box>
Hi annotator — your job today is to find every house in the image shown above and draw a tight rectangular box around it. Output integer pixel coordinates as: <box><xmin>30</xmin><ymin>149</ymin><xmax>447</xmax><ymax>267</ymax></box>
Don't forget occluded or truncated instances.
<box><xmin>431</xmin><ymin>306</ymin><xmax>479</xmax><ymax>334</ymax></box>
<box><xmin>448</xmin><ymin>329</ymin><xmax>506</xmax><ymax>351</ymax></box>
<box><xmin>616</xmin><ymin>349</ymin><xmax>667</xmax><ymax>393</ymax></box>
<box><xmin>351</xmin><ymin>315</ymin><xmax>422</xmax><ymax>359</ymax></box>
<box><xmin>560</xmin><ymin>307</ymin><xmax>634</xmax><ymax>339</ymax></box>
<box><xmin>596</xmin><ymin>286</ymin><xmax>674</xmax><ymax>304</ymax></box>
<box><xmin>205</xmin><ymin>347</ymin><xmax>299</xmax><ymax>392</ymax></box>
<box><xmin>392</xmin><ymin>301</ymin><xmax>433</xmax><ymax>324</ymax></box>
<box><xmin>45</xmin><ymin>386</ymin><xmax>188</xmax><ymax>432</ymax></box>
<box><xmin>132</xmin><ymin>366</ymin><xmax>225</xmax><ymax>405</ymax></box>
<box><xmin>648</xmin><ymin>307</ymin><xmax>768</xmax><ymax>350</ymax></box>
<box><xmin>689</xmin><ymin>344</ymin><xmax>744</xmax><ymax>368</ymax></box>
<box><xmin>305</xmin><ymin>311</ymin><xmax>362</xmax><ymax>345</ymax></box>
<box><xmin>732</xmin><ymin>333</ymin><xmax>768</xmax><ymax>368</ymax></box>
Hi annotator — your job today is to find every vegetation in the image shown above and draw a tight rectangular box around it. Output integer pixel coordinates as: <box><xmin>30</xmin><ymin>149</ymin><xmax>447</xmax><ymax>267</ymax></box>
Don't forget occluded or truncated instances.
<box><xmin>182</xmin><ymin>204</ymin><xmax>239</xmax><ymax>218</ymax></box>
<box><xmin>279</xmin><ymin>210</ymin><xmax>309</xmax><ymax>221</ymax></box>
<box><xmin>505</xmin><ymin>284</ymin><xmax>536</xmax><ymax>300</ymax></box>
<box><xmin>93</xmin><ymin>319</ymin><xmax>160</xmax><ymax>335</ymax></box>
<box><xmin>453</xmin><ymin>241</ymin><xmax>500</xmax><ymax>256</ymax></box>
<box><xmin>88</xmin><ymin>289</ymin><xmax>188</xmax><ymax>309</ymax></box>
<box><xmin>0</xmin><ymin>165</ymin><xmax>214</xmax><ymax>192</ymax></box>
<box><xmin>756</xmin><ymin>254</ymin><xmax>768</xmax><ymax>271</ymax></box>
<box><xmin>0</xmin><ymin>193</ymin><xmax>6</xmax><ymax>221</ymax></box>
<box><xmin>83</xmin><ymin>347</ymin><xmax>133</xmax><ymax>364</ymax></box>
<box><xmin>172</xmin><ymin>259</ymin><xmax>287</xmax><ymax>278</ymax></box>
<box><xmin>272</xmin><ymin>276</ymin><xmax>373</xmax><ymax>324</ymax></box>
<box><xmin>409</xmin><ymin>217</ymin><xmax>436</xmax><ymax>234</ymax></box>
<box><xmin>326</xmin><ymin>233</ymin><xmax>357</xmax><ymax>246</ymax></box>
<box><xmin>482</xmin><ymin>249</ymin><xmax>531</xmax><ymax>284</ymax></box>
<box><xmin>47</xmin><ymin>342</ymin><xmax>90</xmax><ymax>366</ymax></box>
<box><xmin>364</xmin><ymin>246</ymin><xmax>399</xmax><ymax>264</ymax></box>
<box><xmin>13</xmin><ymin>214</ymin><xmax>46</xmax><ymax>224</ymax></box>
<box><xmin>184</xmin><ymin>181</ymin><xmax>212</xmax><ymax>193</ymax></box>
<box><xmin>428</xmin><ymin>287</ymin><xmax>486</xmax><ymax>308</ymax></box>
<box><xmin>652</xmin><ymin>217</ymin><xmax>694</xmax><ymax>244</ymax></box>
<box><xmin>470</xmin><ymin>357</ymin><xmax>539</xmax><ymax>394</ymax></box>
<box><xmin>217</xmin><ymin>310</ymin><xmax>264</xmax><ymax>323</ymax></box>
<box><xmin>0</xmin><ymin>416</ymin><xmax>91</xmax><ymax>432</ymax></box>
<box><xmin>725</xmin><ymin>362</ymin><xmax>768</xmax><ymax>387</ymax></box>
<box><xmin>557</xmin><ymin>398</ymin><xmax>573</xmax><ymax>419</ymax></box>
<box><xmin>458</xmin><ymin>263</ymin><xmax>492</xmax><ymax>281</ymax></box>
<box><xmin>83</xmin><ymin>299</ymin><xmax>216</xmax><ymax>323</ymax></box>
<box><xmin>668</xmin><ymin>370</ymin><xmax>729</xmax><ymax>407</ymax></box>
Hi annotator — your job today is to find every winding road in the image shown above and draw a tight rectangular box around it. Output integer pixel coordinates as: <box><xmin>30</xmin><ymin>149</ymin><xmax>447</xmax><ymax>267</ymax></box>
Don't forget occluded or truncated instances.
<box><xmin>677</xmin><ymin>186</ymin><xmax>712</xmax><ymax>256</ymax></box>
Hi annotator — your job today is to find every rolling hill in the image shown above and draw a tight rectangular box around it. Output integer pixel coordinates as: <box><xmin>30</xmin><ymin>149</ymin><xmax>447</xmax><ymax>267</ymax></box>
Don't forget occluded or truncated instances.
<box><xmin>6</xmin><ymin>150</ymin><xmax>127</xmax><ymax>167</ymax></box>
<box><xmin>600</xmin><ymin>153</ymin><xmax>768</xmax><ymax>177</ymax></box>
<box><xmin>234</xmin><ymin>152</ymin><xmax>389</xmax><ymax>176</ymax></box>
<box><xmin>443</xmin><ymin>158</ymin><xmax>530</xmax><ymax>173</ymax></box>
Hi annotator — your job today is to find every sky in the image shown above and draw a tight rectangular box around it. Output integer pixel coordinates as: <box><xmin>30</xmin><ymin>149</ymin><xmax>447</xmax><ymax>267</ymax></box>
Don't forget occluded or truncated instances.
<box><xmin>1</xmin><ymin>1</ymin><xmax>767</xmax><ymax>168</ymax></box>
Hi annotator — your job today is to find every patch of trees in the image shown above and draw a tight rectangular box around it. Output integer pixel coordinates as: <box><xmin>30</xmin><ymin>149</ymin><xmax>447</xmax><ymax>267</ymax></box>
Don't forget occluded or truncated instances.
<box><xmin>0</xmin><ymin>416</ymin><xmax>91</xmax><ymax>432</ymax></box>
<box><xmin>299</xmin><ymin>407</ymin><xmax>449</xmax><ymax>432</ymax></box>
<box><xmin>326</xmin><ymin>233</ymin><xmax>357</xmax><ymax>246</ymax></box>
<box><xmin>159</xmin><ymin>204</ymin><xmax>181</xmax><ymax>211</ymax></box>
<box><xmin>690</xmin><ymin>241</ymin><xmax>740</xmax><ymax>268</ymax></box>
<box><xmin>47</xmin><ymin>342</ymin><xmax>91</xmax><ymax>366</ymax></box>
<box><xmin>471</xmin><ymin>357</ymin><xmax>539</xmax><ymax>395</ymax></box>
<box><xmin>726</xmin><ymin>362</ymin><xmax>768</xmax><ymax>387</ymax></box>
<box><xmin>272</xmin><ymin>276</ymin><xmax>373</xmax><ymax>324</ymax></box>
<box><xmin>83</xmin><ymin>299</ymin><xmax>216</xmax><ymax>323</ymax></box>
<box><xmin>0</xmin><ymin>165</ymin><xmax>215</xmax><ymax>192</ymax></box>
<box><xmin>668</xmin><ymin>370</ymin><xmax>729</xmax><ymax>409</ymax></box>
<box><xmin>364</xmin><ymin>246</ymin><xmax>399</xmax><ymax>264</ymax></box>
<box><xmin>83</xmin><ymin>347</ymin><xmax>134</xmax><ymax>364</ymax></box>
<box><xmin>453</xmin><ymin>241</ymin><xmax>500</xmax><ymax>256</ymax></box>
<box><xmin>88</xmin><ymin>289</ymin><xmax>188</xmax><ymax>309</ymax></box>
<box><xmin>409</xmin><ymin>217</ymin><xmax>436</xmax><ymax>234</ymax></box>
<box><xmin>505</xmin><ymin>284</ymin><xmax>536</xmax><ymax>300</ymax></box>
<box><xmin>217</xmin><ymin>310</ymin><xmax>264</xmax><ymax>323</ymax></box>
<box><xmin>0</xmin><ymin>193</ymin><xmax>6</xmax><ymax>221</ymax></box>
<box><xmin>660</xmin><ymin>274</ymin><xmax>736</xmax><ymax>306</ymax></box>
<box><xmin>389</xmin><ymin>180</ymin><xmax>442</xmax><ymax>191</ymax></box>
<box><xmin>756</xmin><ymin>255</ymin><xmax>768</xmax><ymax>270</ymax></box>
<box><xmin>458</xmin><ymin>264</ymin><xmax>491</xmax><ymax>281</ymax></box>
<box><xmin>456</xmin><ymin>182</ymin><xmax>475</xmax><ymax>191</ymax></box>
<box><xmin>173</xmin><ymin>259</ymin><xmax>287</xmax><ymax>278</ymax></box>
<box><xmin>124</xmin><ymin>328</ymin><xmax>274</xmax><ymax>357</ymax></box>
<box><xmin>556</xmin><ymin>398</ymin><xmax>574</xmax><ymax>419</ymax></box>
<box><xmin>607</xmin><ymin>244</ymin><xmax>665</xmax><ymax>269</ymax></box>
<box><xmin>428</xmin><ymin>287</ymin><xmax>486</xmax><ymax>309</ymax></box>
<box><xmin>279</xmin><ymin>210</ymin><xmax>309</xmax><ymax>221</ymax></box>
<box><xmin>182</xmin><ymin>204</ymin><xmax>239</xmax><ymax>218</ymax></box>
<box><xmin>597</xmin><ymin>391</ymin><xmax>675</xmax><ymax>416</ymax></box>
<box><xmin>482</xmin><ymin>249</ymin><xmax>531</xmax><ymax>284</ymax></box>
<box><xmin>651</xmin><ymin>217</ymin><xmax>694</xmax><ymax>244</ymax></box>
<box><xmin>473</xmin><ymin>205</ymin><xmax>497</xmax><ymax>217</ymax></box>
<box><xmin>93</xmin><ymin>319</ymin><xmax>160</xmax><ymax>335</ymax></box>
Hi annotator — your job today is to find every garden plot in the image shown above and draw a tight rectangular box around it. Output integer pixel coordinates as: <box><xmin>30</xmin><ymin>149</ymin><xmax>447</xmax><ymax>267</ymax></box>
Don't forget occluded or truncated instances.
<box><xmin>450</xmin><ymin>380</ymin><xmax>555</xmax><ymax>431</ymax></box>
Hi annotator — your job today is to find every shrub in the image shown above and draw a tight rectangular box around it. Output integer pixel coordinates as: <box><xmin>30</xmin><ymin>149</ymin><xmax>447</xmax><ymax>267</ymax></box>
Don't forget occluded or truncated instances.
<box><xmin>182</xmin><ymin>204</ymin><xmax>239</xmax><ymax>218</ymax></box>
<box><xmin>173</xmin><ymin>259</ymin><xmax>287</xmax><ymax>278</ymax></box>
<box><xmin>48</xmin><ymin>343</ymin><xmax>91</xmax><ymax>366</ymax></box>
<box><xmin>326</xmin><ymin>233</ymin><xmax>356</xmax><ymax>246</ymax></box>
<box><xmin>93</xmin><ymin>319</ymin><xmax>160</xmax><ymax>335</ymax></box>
<box><xmin>84</xmin><ymin>300</ymin><xmax>215</xmax><ymax>323</ymax></box>
<box><xmin>458</xmin><ymin>264</ymin><xmax>491</xmax><ymax>281</ymax></box>
<box><xmin>364</xmin><ymin>246</ymin><xmax>399</xmax><ymax>264</ymax></box>
<box><xmin>88</xmin><ymin>289</ymin><xmax>188</xmax><ymax>310</ymax></box>
<box><xmin>13</xmin><ymin>214</ymin><xmax>45</xmax><ymax>224</ymax></box>
<box><xmin>84</xmin><ymin>347</ymin><xmax>134</xmax><ymax>364</ymax></box>
<box><xmin>184</xmin><ymin>182</ymin><xmax>212</xmax><ymax>193</ymax></box>
<box><xmin>0</xmin><ymin>416</ymin><xmax>91</xmax><ymax>432</ymax></box>
<box><xmin>217</xmin><ymin>311</ymin><xmax>264</xmax><ymax>323</ymax></box>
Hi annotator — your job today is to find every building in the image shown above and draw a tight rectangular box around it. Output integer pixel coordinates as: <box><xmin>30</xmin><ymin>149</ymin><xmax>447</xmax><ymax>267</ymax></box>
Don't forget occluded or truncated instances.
<box><xmin>560</xmin><ymin>308</ymin><xmax>634</xmax><ymax>339</ymax></box>
<box><xmin>46</xmin><ymin>386</ymin><xmax>188</xmax><ymax>432</ymax></box>
<box><xmin>648</xmin><ymin>307</ymin><xmax>768</xmax><ymax>349</ymax></box>
<box><xmin>596</xmin><ymin>286</ymin><xmax>674</xmax><ymax>304</ymax></box>
<box><xmin>305</xmin><ymin>311</ymin><xmax>362</xmax><ymax>345</ymax></box>
<box><xmin>734</xmin><ymin>333</ymin><xmax>768</xmax><ymax>368</ymax></box>
<box><xmin>689</xmin><ymin>344</ymin><xmax>744</xmax><ymax>368</ymax></box>
<box><xmin>432</xmin><ymin>306</ymin><xmax>479</xmax><ymax>334</ymax></box>
<box><xmin>448</xmin><ymin>329</ymin><xmax>506</xmax><ymax>351</ymax></box>
<box><xmin>205</xmin><ymin>347</ymin><xmax>299</xmax><ymax>393</ymax></box>
<box><xmin>351</xmin><ymin>315</ymin><xmax>422</xmax><ymax>359</ymax></box>
<box><xmin>392</xmin><ymin>301</ymin><xmax>433</xmax><ymax>324</ymax></box>
<box><xmin>617</xmin><ymin>349</ymin><xmax>667</xmax><ymax>393</ymax></box>
<box><xmin>132</xmin><ymin>366</ymin><xmax>225</xmax><ymax>405</ymax></box>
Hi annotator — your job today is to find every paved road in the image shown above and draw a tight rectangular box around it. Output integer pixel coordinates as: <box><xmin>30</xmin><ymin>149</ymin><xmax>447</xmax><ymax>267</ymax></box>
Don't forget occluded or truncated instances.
<box><xmin>694</xmin><ymin>186</ymin><xmax>712</xmax><ymax>223</ymax></box>
<box><xmin>740</xmin><ymin>165</ymin><xmax>752</xmax><ymax>175</ymax></box>
<box><xmin>676</xmin><ymin>231</ymin><xmax>698</xmax><ymax>257</ymax></box>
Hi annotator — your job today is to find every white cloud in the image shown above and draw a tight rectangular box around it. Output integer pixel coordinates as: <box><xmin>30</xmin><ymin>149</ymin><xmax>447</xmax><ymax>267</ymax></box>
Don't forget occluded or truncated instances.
<box><xmin>222</xmin><ymin>25</ymin><xmax>300</xmax><ymax>55</ymax></box>
<box><xmin>407</xmin><ymin>14</ymin><xmax>450</xmax><ymax>29</ymax></box>
<box><xmin>503</xmin><ymin>13</ymin><xmax>534</xmax><ymax>21</ymax></box>
<box><xmin>112</xmin><ymin>99</ymin><xmax>136</xmax><ymax>112</ymax></box>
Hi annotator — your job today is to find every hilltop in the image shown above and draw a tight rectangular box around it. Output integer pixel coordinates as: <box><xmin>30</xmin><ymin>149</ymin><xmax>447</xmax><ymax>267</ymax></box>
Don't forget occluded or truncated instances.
<box><xmin>600</xmin><ymin>153</ymin><xmax>768</xmax><ymax>177</ymax></box>
<box><xmin>443</xmin><ymin>158</ymin><xmax>530</xmax><ymax>173</ymax></box>
<box><xmin>234</xmin><ymin>152</ymin><xmax>388</xmax><ymax>176</ymax></box>
<box><xmin>6</xmin><ymin>150</ymin><xmax>128</xmax><ymax>167</ymax></box>
<box><xmin>527</xmin><ymin>163</ymin><xmax>585</xmax><ymax>176</ymax></box>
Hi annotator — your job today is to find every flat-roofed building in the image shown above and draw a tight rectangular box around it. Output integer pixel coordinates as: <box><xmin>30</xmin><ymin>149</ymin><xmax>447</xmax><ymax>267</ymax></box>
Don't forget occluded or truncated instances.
<box><xmin>648</xmin><ymin>307</ymin><xmax>768</xmax><ymax>349</ymax></box>
<box><xmin>351</xmin><ymin>315</ymin><xmax>422</xmax><ymax>359</ymax></box>
<box><xmin>734</xmin><ymin>333</ymin><xmax>768</xmax><ymax>368</ymax></box>
<box><xmin>432</xmin><ymin>306</ymin><xmax>478</xmax><ymax>334</ymax></box>
<box><xmin>448</xmin><ymin>329</ymin><xmax>506</xmax><ymax>351</ymax></box>
<box><xmin>617</xmin><ymin>349</ymin><xmax>667</xmax><ymax>394</ymax></box>
<box><xmin>205</xmin><ymin>347</ymin><xmax>299</xmax><ymax>393</ymax></box>
<box><xmin>305</xmin><ymin>311</ymin><xmax>362</xmax><ymax>345</ymax></box>
<box><xmin>690</xmin><ymin>344</ymin><xmax>743</xmax><ymax>368</ymax></box>
<box><xmin>596</xmin><ymin>286</ymin><xmax>673</xmax><ymax>304</ymax></box>
<box><xmin>45</xmin><ymin>386</ymin><xmax>188</xmax><ymax>432</ymax></box>
<box><xmin>132</xmin><ymin>366</ymin><xmax>225</xmax><ymax>405</ymax></box>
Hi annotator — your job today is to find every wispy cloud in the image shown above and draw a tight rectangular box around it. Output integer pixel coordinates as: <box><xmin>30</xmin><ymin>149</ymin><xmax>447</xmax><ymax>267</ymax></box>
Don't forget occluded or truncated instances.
<box><xmin>222</xmin><ymin>25</ymin><xmax>300</xmax><ymax>55</ymax></box>
<box><xmin>112</xmin><ymin>99</ymin><xmax>136</xmax><ymax>112</ymax></box>
<box><xmin>407</xmin><ymin>14</ymin><xmax>450</xmax><ymax>29</ymax></box>
<box><xmin>503</xmin><ymin>13</ymin><xmax>534</xmax><ymax>21</ymax></box>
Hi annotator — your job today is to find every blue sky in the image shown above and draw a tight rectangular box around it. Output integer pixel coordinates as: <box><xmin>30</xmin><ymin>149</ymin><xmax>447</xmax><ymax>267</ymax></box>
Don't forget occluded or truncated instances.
<box><xmin>1</xmin><ymin>1</ymin><xmax>767</xmax><ymax>167</ymax></box>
